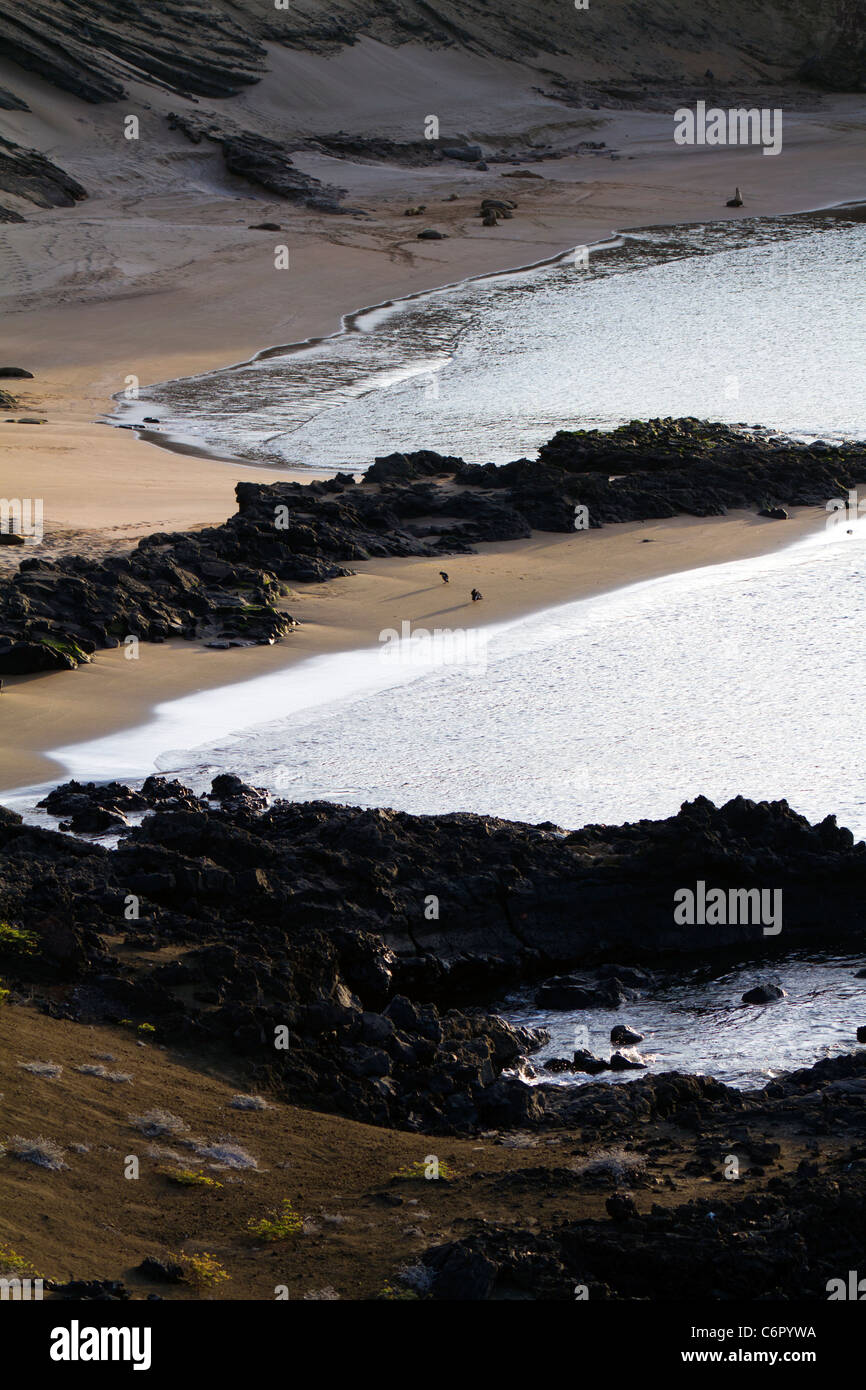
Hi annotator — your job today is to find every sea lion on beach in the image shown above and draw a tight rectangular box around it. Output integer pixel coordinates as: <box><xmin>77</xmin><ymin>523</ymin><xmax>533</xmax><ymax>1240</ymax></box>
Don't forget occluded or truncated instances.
<box><xmin>471</xmin><ymin>588</ymin><xmax>483</xmax><ymax>601</ymax></box>
<box><xmin>439</xmin><ymin>571</ymin><xmax>449</xmax><ymax>583</ymax></box>
<box><xmin>726</xmin><ymin>187</ymin><xmax>744</xmax><ymax>207</ymax></box>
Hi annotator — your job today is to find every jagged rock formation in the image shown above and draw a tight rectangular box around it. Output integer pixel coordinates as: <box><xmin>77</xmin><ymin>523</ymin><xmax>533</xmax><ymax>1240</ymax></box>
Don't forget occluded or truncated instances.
<box><xmin>0</xmin><ymin>0</ymin><xmax>267</xmax><ymax>103</ymax></box>
<box><xmin>2</xmin><ymin>420</ymin><xmax>865</xmax><ymax>675</ymax></box>
<box><xmin>420</xmin><ymin>1074</ymin><xmax>866</xmax><ymax>1296</ymax></box>
<box><xmin>0</xmin><ymin>137</ymin><xmax>87</xmax><ymax>217</ymax></box>
<box><xmin>0</xmin><ymin>0</ymin><xmax>862</xmax><ymax>113</ymax></box>
<box><xmin>1</xmin><ymin>779</ymin><xmax>864</xmax><ymax>1134</ymax></box>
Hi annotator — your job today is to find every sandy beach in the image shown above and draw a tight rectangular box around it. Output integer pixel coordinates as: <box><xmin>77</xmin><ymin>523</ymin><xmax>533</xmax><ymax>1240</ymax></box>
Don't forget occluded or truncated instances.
<box><xmin>5</xmin><ymin>3</ymin><xmax>866</xmax><ymax>1328</ymax></box>
<box><xmin>1</xmin><ymin>42</ymin><xmax>864</xmax><ymax>788</ymax></box>
<box><xmin>0</xmin><ymin>506</ymin><xmax>826</xmax><ymax>792</ymax></box>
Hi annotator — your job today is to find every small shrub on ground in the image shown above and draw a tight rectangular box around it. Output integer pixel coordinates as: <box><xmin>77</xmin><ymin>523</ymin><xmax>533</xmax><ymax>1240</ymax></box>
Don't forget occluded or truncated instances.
<box><xmin>129</xmin><ymin>1110</ymin><xmax>189</xmax><ymax>1139</ymax></box>
<box><xmin>0</xmin><ymin>923</ymin><xmax>38</xmax><ymax>957</ymax></box>
<box><xmin>75</xmin><ymin>1064</ymin><xmax>132</xmax><ymax>1083</ymax></box>
<box><xmin>158</xmin><ymin>1166</ymin><xmax>222</xmax><ymax>1188</ymax></box>
<box><xmin>247</xmin><ymin>1198</ymin><xmax>302</xmax><ymax>1241</ymax></box>
<box><xmin>229</xmin><ymin>1094</ymin><xmax>269</xmax><ymax>1111</ymax></box>
<box><xmin>572</xmin><ymin>1148</ymin><xmax>647</xmax><ymax>1184</ymax></box>
<box><xmin>194</xmin><ymin>1140</ymin><xmax>258</xmax><ymax>1170</ymax></box>
<box><xmin>392</xmin><ymin>1158</ymin><xmax>455</xmax><ymax>1182</ymax></box>
<box><xmin>7</xmin><ymin>1135</ymin><xmax>67</xmax><ymax>1170</ymax></box>
<box><xmin>0</xmin><ymin>1243</ymin><xmax>40</xmax><ymax>1278</ymax></box>
<box><xmin>178</xmin><ymin>1252</ymin><xmax>230</xmax><ymax>1289</ymax></box>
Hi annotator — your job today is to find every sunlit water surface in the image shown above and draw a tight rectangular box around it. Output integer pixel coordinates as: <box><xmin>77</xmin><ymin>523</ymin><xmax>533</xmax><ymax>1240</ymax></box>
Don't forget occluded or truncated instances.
<box><xmin>68</xmin><ymin>212</ymin><xmax>866</xmax><ymax>1082</ymax></box>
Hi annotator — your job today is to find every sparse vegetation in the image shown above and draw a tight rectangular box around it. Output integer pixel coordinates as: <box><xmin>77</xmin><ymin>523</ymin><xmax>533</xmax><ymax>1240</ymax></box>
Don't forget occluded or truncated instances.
<box><xmin>379</xmin><ymin>1281</ymin><xmax>421</xmax><ymax>1300</ymax></box>
<box><xmin>0</xmin><ymin>923</ymin><xmax>38</xmax><ymax>957</ymax></box>
<box><xmin>0</xmin><ymin>1242</ymin><xmax>41</xmax><ymax>1278</ymax></box>
<box><xmin>392</xmin><ymin>1158</ymin><xmax>455</xmax><ymax>1182</ymax></box>
<box><xmin>247</xmin><ymin>1198</ymin><xmax>303</xmax><ymax>1241</ymax></box>
<box><xmin>229</xmin><ymin>1094</ymin><xmax>269</xmax><ymax>1110</ymax></box>
<box><xmin>75</xmin><ymin>1064</ymin><xmax>132</xmax><ymax>1083</ymax></box>
<box><xmin>6</xmin><ymin>1135</ymin><xmax>67</xmax><ymax>1170</ymax></box>
<box><xmin>178</xmin><ymin>1252</ymin><xmax>230</xmax><ymax>1289</ymax></box>
<box><xmin>17</xmin><ymin>1060</ymin><xmax>62</xmax><ymax>1078</ymax></box>
<box><xmin>158</xmin><ymin>1166</ymin><xmax>223</xmax><ymax>1188</ymax></box>
<box><xmin>398</xmin><ymin>1262</ymin><xmax>434</xmax><ymax>1295</ymax></box>
<box><xmin>194</xmin><ymin>1140</ymin><xmax>258</xmax><ymax>1170</ymax></box>
<box><xmin>572</xmin><ymin>1148</ymin><xmax>647</xmax><ymax>1184</ymax></box>
<box><xmin>129</xmin><ymin>1109</ymin><xmax>189</xmax><ymax>1138</ymax></box>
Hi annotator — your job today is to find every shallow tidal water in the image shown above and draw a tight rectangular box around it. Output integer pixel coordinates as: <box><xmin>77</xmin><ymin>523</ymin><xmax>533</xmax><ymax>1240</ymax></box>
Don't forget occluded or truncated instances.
<box><xmin>501</xmin><ymin>953</ymin><xmax>866</xmax><ymax>1091</ymax></box>
<box><xmin>121</xmin><ymin>212</ymin><xmax>866</xmax><ymax>468</ymax></box>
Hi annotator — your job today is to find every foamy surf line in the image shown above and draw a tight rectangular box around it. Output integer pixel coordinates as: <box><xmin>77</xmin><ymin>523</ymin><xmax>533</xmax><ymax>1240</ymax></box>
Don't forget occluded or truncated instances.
<box><xmin>20</xmin><ymin>507</ymin><xmax>849</xmax><ymax>810</ymax></box>
<box><xmin>107</xmin><ymin>234</ymin><xmax>625</xmax><ymax>467</ymax></box>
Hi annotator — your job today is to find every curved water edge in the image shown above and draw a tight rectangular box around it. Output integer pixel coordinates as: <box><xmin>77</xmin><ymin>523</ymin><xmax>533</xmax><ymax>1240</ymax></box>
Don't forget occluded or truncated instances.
<box><xmin>25</xmin><ymin>201</ymin><xmax>865</xmax><ymax>1095</ymax></box>
<box><xmin>109</xmin><ymin>233</ymin><xmax>625</xmax><ymax>466</ymax></box>
<box><xmin>109</xmin><ymin>203</ymin><xmax>866</xmax><ymax>470</ymax></box>
<box><xmin>9</xmin><ymin>498</ymin><xmax>846</xmax><ymax>807</ymax></box>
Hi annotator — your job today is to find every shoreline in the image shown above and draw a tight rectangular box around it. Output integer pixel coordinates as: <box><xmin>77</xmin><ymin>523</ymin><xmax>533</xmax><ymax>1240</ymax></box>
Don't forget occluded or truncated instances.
<box><xmin>112</xmin><ymin>202</ymin><xmax>866</xmax><ymax>471</ymax></box>
<box><xmin>2</xmin><ymin>104</ymin><xmax>865</xmax><ymax>792</ymax></box>
<box><xmin>3</xmin><ymin>95</ymin><xmax>866</xmax><ymax>543</ymax></box>
<box><xmin>0</xmin><ymin>504</ymin><xmax>828</xmax><ymax>795</ymax></box>
<box><xmin>112</xmin><ymin>235</ymin><xmax>626</xmax><ymax>468</ymax></box>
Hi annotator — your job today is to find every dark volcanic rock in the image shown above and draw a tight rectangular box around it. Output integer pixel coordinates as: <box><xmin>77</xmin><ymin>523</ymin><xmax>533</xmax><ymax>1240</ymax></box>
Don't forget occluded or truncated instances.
<box><xmin>571</xmin><ymin>1049</ymin><xmax>610</xmax><ymax>1075</ymax></box>
<box><xmin>535</xmin><ymin>974</ymin><xmax>632</xmax><ymax>1010</ymax></box>
<box><xmin>420</xmin><ymin>1124</ymin><xmax>866</xmax><ymax>1297</ymax></box>
<box><xmin>742</xmin><ymin>983</ymin><xmax>786</xmax><ymax>1004</ymax></box>
<box><xmin>608</xmin><ymin>1050</ymin><xmax>646</xmax><ymax>1071</ymax></box>
<box><xmin>0</xmin><ymin>136</ymin><xmax>87</xmax><ymax>213</ymax></box>
<box><xmin>3</xmin><ymin>419</ymin><xmax>865</xmax><ymax>675</ymax></box>
<box><xmin>611</xmin><ymin>1024</ymin><xmax>643</xmax><ymax>1046</ymax></box>
<box><xmin>220</xmin><ymin>133</ymin><xmax>348</xmax><ymax>212</ymax></box>
<box><xmin>0</xmin><ymin>86</ymin><xmax>28</xmax><ymax>111</ymax></box>
<box><xmin>2</xmin><ymin>783</ymin><xmax>866</xmax><ymax>1133</ymax></box>
<box><xmin>0</xmin><ymin>0</ymin><xmax>266</xmax><ymax>103</ymax></box>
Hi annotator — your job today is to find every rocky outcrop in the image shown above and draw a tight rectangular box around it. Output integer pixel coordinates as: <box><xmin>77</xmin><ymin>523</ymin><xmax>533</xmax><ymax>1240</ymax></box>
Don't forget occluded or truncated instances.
<box><xmin>1</xmin><ymin>781</ymin><xmax>864</xmax><ymax>1133</ymax></box>
<box><xmin>0</xmin><ymin>0</ymin><xmax>266</xmax><ymax>104</ymax></box>
<box><xmin>220</xmin><ymin>133</ymin><xmax>349</xmax><ymax>213</ymax></box>
<box><xmin>421</xmin><ymin>1048</ymin><xmax>866</xmax><ymax>1297</ymax></box>
<box><xmin>0</xmin><ymin>136</ymin><xmax>87</xmax><ymax>218</ymax></box>
<box><xmin>3</xmin><ymin>419</ymin><xmax>865</xmax><ymax>675</ymax></box>
<box><xmin>0</xmin><ymin>0</ymin><xmax>858</xmax><ymax>116</ymax></box>
<box><xmin>165</xmin><ymin>111</ymin><xmax>352</xmax><ymax>212</ymax></box>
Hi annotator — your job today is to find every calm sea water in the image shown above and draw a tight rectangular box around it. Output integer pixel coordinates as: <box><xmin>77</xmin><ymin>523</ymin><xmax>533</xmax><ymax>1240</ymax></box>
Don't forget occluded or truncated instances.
<box><xmin>75</xmin><ymin>212</ymin><xmax>866</xmax><ymax>1083</ymax></box>
<box><xmin>120</xmin><ymin>212</ymin><xmax>866</xmax><ymax>467</ymax></box>
<box><xmin>502</xmin><ymin>952</ymin><xmax>866</xmax><ymax>1091</ymax></box>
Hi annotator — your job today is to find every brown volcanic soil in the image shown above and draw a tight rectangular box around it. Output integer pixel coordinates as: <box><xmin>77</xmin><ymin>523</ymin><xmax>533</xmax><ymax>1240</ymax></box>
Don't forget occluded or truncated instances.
<box><xmin>1</xmin><ymin>1001</ymin><xmax>863</xmax><ymax>1301</ymax></box>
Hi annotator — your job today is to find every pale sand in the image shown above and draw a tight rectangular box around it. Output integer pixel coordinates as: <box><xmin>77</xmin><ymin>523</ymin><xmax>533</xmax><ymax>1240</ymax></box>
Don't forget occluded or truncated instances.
<box><xmin>0</xmin><ymin>46</ymin><xmax>862</xmax><ymax>789</ymax></box>
<box><xmin>1</xmin><ymin>60</ymin><xmax>864</xmax><ymax>543</ymax></box>
<box><xmin>0</xmin><ymin>507</ymin><xmax>826</xmax><ymax>793</ymax></box>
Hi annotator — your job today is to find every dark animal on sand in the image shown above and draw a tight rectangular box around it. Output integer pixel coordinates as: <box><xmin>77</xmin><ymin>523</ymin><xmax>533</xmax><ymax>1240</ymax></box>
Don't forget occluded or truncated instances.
<box><xmin>726</xmin><ymin>186</ymin><xmax>743</xmax><ymax>207</ymax></box>
<box><xmin>471</xmin><ymin>588</ymin><xmax>483</xmax><ymax>601</ymax></box>
<box><xmin>439</xmin><ymin>571</ymin><xmax>449</xmax><ymax>583</ymax></box>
